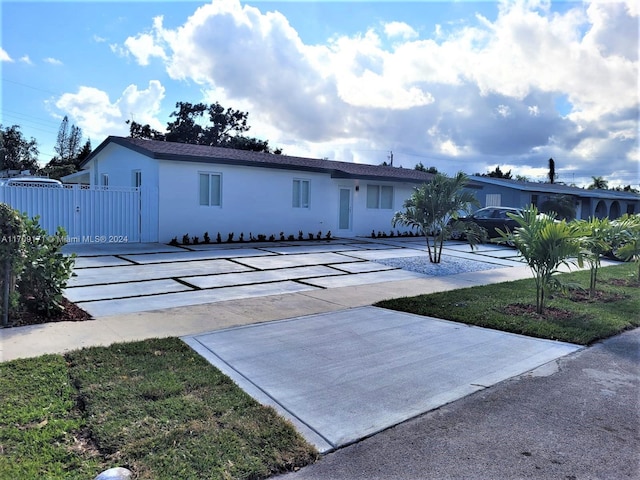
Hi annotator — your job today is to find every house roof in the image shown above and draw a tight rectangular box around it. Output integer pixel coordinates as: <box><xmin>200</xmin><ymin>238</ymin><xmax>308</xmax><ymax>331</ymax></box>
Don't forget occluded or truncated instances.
<box><xmin>470</xmin><ymin>175</ymin><xmax>640</xmax><ymax>201</ymax></box>
<box><xmin>82</xmin><ymin>136</ymin><xmax>450</xmax><ymax>185</ymax></box>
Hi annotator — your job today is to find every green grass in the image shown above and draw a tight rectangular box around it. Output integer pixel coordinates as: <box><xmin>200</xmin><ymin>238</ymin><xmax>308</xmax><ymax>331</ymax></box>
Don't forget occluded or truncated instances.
<box><xmin>0</xmin><ymin>338</ymin><xmax>318</xmax><ymax>480</ymax></box>
<box><xmin>377</xmin><ymin>263</ymin><xmax>640</xmax><ymax>345</ymax></box>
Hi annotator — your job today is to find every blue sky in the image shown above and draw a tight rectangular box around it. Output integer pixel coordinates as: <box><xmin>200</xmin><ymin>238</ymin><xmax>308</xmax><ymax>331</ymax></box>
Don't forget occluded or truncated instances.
<box><xmin>1</xmin><ymin>0</ymin><xmax>638</xmax><ymax>188</ymax></box>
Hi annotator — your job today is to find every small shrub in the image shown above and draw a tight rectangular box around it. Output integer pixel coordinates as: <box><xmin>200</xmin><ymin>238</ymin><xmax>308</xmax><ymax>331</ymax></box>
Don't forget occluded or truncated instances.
<box><xmin>288</xmin><ymin>234</ymin><xmax>295</xmax><ymax>241</ymax></box>
<box><xmin>182</xmin><ymin>234</ymin><xmax>190</xmax><ymax>245</ymax></box>
<box><xmin>203</xmin><ymin>232</ymin><xmax>211</xmax><ymax>244</ymax></box>
<box><xmin>269</xmin><ymin>234</ymin><xmax>275</xmax><ymax>242</ymax></box>
<box><xmin>239</xmin><ymin>232</ymin><xmax>244</xmax><ymax>242</ymax></box>
<box><xmin>298</xmin><ymin>230</ymin><xmax>304</xmax><ymax>241</ymax></box>
<box><xmin>280</xmin><ymin>232</ymin><xmax>285</xmax><ymax>241</ymax></box>
<box><xmin>371</xmin><ymin>230</ymin><xmax>376</xmax><ymax>238</ymax></box>
<box><xmin>227</xmin><ymin>232</ymin><xmax>234</xmax><ymax>243</ymax></box>
<box><xmin>17</xmin><ymin>216</ymin><xmax>75</xmax><ymax>316</ymax></box>
<box><xmin>192</xmin><ymin>236</ymin><xmax>199</xmax><ymax>245</ymax></box>
<box><xmin>169</xmin><ymin>237</ymin><xmax>179</xmax><ymax>246</ymax></box>
<box><xmin>325</xmin><ymin>231</ymin><xmax>332</xmax><ymax>240</ymax></box>
<box><xmin>216</xmin><ymin>232</ymin><xmax>222</xmax><ymax>243</ymax></box>
<box><xmin>308</xmin><ymin>232</ymin><xmax>314</xmax><ymax>240</ymax></box>
<box><xmin>257</xmin><ymin>234</ymin><xmax>266</xmax><ymax>242</ymax></box>
<box><xmin>316</xmin><ymin>231</ymin><xmax>321</xmax><ymax>240</ymax></box>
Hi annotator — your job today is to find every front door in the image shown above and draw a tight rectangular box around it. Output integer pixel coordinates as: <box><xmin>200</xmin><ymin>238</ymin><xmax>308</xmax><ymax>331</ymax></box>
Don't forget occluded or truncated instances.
<box><xmin>338</xmin><ymin>188</ymin><xmax>351</xmax><ymax>231</ymax></box>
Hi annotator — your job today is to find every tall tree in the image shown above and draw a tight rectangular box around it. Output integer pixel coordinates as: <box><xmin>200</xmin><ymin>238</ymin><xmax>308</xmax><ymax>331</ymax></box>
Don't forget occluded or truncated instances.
<box><xmin>548</xmin><ymin>158</ymin><xmax>556</xmax><ymax>184</ymax></box>
<box><xmin>0</xmin><ymin>124</ymin><xmax>40</xmax><ymax>172</ymax></box>
<box><xmin>54</xmin><ymin>116</ymin><xmax>83</xmax><ymax>163</ymax></box>
<box><xmin>588</xmin><ymin>176</ymin><xmax>609</xmax><ymax>190</ymax></box>
<box><xmin>128</xmin><ymin>101</ymin><xmax>275</xmax><ymax>153</ymax></box>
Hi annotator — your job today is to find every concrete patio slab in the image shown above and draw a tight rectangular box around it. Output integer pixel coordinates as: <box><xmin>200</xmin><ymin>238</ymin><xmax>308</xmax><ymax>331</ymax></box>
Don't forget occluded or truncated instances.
<box><xmin>339</xmin><ymin>249</ymin><xmax>430</xmax><ymax>261</ymax></box>
<box><xmin>68</xmin><ymin>259</ymin><xmax>252</xmax><ymax>287</ymax></box>
<box><xmin>73</xmin><ymin>256</ymin><xmax>136</xmax><ymax>268</ymax></box>
<box><xmin>183</xmin><ymin>265</ymin><xmax>347</xmax><ymax>289</ymax></box>
<box><xmin>63</xmin><ymin>243</ymin><xmax>184</xmax><ymax>256</ymax></box>
<box><xmin>78</xmin><ymin>280</ymin><xmax>321</xmax><ymax>317</ymax></box>
<box><xmin>65</xmin><ymin>279</ymin><xmax>192</xmax><ymax>302</ymax></box>
<box><xmin>302</xmin><ymin>269</ymin><xmax>427</xmax><ymax>288</ymax></box>
<box><xmin>183</xmin><ymin>307</ymin><xmax>581</xmax><ymax>453</ymax></box>
<box><xmin>120</xmin><ymin>248</ymin><xmax>274</xmax><ymax>264</ymax></box>
<box><xmin>330</xmin><ymin>262</ymin><xmax>396</xmax><ymax>274</ymax></box>
<box><xmin>236</xmin><ymin>252</ymin><xmax>356</xmax><ymax>269</ymax></box>
<box><xmin>259</xmin><ymin>244</ymin><xmax>367</xmax><ymax>255</ymax></box>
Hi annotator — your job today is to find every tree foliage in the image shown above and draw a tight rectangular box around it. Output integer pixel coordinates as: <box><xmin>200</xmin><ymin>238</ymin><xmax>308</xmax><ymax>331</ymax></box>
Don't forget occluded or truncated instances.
<box><xmin>414</xmin><ymin>162</ymin><xmax>438</xmax><ymax>174</ymax></box>
<box><xmin>539</xmin><ymin>194</ymin><xmax>576</xmax><ymax>220</ymax></box>
<box><xmin>392</xmin><ymin>172</ymin><xmax>484</xmax><ymax>263</ymax></box>
<box><xmin>611</xmin><ymin>214</ymin><xmax>640</xmax><ymax>281</ymax></box>
<box><xmin>548</xmin><ymin>158</ymin><xmax>556</xmax><ymax>184</ymax></box>
<box><xmin>127</xmin><ymin>101</ymin><xmax>277</xmax><ymax>153</ymax></box>
<box><xmin>588</xmin><ymin>176</ymin><xmax>609</xmax><ymax>190</ymax></box>
<box><xmin>41</xmin><ymin>117</ymin><xmax>91</xmax><ymax>180</ymax></box>
<box><xmin>0</xmin><ymin>125</ymin><xmax>39</xmax><ymax>173</ymax></box>
<box><xmin>483</xmin><ymin>165</ymin><xmax>512</xmax><ymax>179</ymax></box>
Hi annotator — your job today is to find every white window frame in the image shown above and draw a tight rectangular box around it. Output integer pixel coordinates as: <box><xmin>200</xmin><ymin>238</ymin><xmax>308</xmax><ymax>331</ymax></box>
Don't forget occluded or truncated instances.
<box><xmin>485</xmin><ymin>193</ymin><xmax>502</xmax><ymax>207</ymax></box>
<box><xmin>366</xmin><ymin>184</ymin><xmax>393</xmax><ymax>209</ymax></box>
<box><xmin>199</xmin><ymin>172</ymin><xmax>222</xmax><ymax>207</ymax></box>
<box><xmin>100</xmin><ymin>173</ymin><xmax>109</xmax><ymax>187</ymax></box>
<box><xmin>293</xmin><ymin>178</ymin><xmax>310</xmax><ymax>208</ymax></box>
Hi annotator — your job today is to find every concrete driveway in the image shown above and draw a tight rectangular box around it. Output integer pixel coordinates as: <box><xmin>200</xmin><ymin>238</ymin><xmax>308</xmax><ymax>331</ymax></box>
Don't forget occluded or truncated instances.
<box><xmin>63</xmin><ymin>237</ymin><xmax>525</xmax><ymax>317</ymax></box>
<box><xmin>184</xmin><ymin>306</ymin><xmax>581</xmax><ymax>453</ymax></box>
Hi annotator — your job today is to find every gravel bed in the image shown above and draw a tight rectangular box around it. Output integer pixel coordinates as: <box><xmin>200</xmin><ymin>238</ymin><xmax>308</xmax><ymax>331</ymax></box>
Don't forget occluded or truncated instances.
<box><xmin>375</xmin><ymin>255</ymin><xmax>504</xmax><ymax>277</ymax></box>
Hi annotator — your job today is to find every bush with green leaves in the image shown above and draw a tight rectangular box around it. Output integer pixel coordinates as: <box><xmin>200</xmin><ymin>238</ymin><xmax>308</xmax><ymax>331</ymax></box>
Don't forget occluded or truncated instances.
<box><xmin>574</xmin><ymin>217</ymin><xmax>613</xmax><ymax>297</ymax></box>
<box><xmin>16</xmin><ymin>215</ymin><xmax>76</xmax><ymax>316</ymax></box>
<box><xmin>611</xmin><ymin>213</ymin><xmax>640</xmax><ymax>281</ymax></box>
<box><xmin>392</xmin><ymin>172</ymin><xmax>486</xmax><ymax>263</ymax></box>
<box><xmin>495</xmin><ymin>205</ymin><xmax>583</xmax><ymax>314</ymax></box>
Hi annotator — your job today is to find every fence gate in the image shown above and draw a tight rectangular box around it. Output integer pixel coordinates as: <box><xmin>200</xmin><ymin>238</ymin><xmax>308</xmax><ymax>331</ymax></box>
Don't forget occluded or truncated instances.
<box><xmin>0</xmin><ymin>184</ymin><xmax>141</xmax><ymax>243</ymax></box>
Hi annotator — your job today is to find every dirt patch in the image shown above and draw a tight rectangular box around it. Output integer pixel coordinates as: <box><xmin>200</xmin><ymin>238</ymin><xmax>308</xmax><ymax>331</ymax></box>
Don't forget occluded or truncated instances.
<box><xmin>6</xmin><ymin>298</ymin><xmax>92</xmax><ymax>327</ymax></box>
<box><xmin>566</xmin><ymin>289</ymin><xmax>628</xmax><ymax>303</ymax></box>
<box><xmin>502</xmin><ymin>303</ymin><xmax>575</xmax><ymax>322</ymax></box>
<box><xmin>604</xmin><ymin>278</ymin><xmax>640</xmax><ymax>288</ymax></box>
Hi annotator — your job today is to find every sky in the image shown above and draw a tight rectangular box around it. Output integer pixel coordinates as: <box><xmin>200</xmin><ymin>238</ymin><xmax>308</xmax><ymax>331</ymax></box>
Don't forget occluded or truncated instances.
<box><xmin>1</xmin><ymin>0</ymin><xmax>638</xmax><ymax>188</ymax></box>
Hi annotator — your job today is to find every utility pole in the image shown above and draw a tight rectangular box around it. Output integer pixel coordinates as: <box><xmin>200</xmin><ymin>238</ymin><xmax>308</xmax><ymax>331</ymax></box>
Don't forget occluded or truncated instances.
<box><xmin>388</xmin><ymin>151</ymin><xmax>393</xmax><ymax>166</ymax></box>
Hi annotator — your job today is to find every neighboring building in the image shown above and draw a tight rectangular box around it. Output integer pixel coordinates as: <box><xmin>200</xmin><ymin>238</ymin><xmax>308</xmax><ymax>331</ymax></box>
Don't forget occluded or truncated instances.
<box><xmin>469</xmin><ymin>176</ymin><xmax>640</xmax><ymax>220</ymax></box>
<box><xmin>79</xmin><ymin>136</ymin><xmax>459</xmax><ymax>243</ymax></box>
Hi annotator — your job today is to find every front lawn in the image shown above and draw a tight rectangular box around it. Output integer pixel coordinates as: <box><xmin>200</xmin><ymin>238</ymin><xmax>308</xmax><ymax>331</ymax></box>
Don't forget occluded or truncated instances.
<box><xmin>377</xmin><ymin>263</ymin><xmax>640</xmax><ymax>345</ymax></box>
<box><xmin>0</xmin><ymin>338</ymin><xmax>318</xmax><ymax>480</ymax></box>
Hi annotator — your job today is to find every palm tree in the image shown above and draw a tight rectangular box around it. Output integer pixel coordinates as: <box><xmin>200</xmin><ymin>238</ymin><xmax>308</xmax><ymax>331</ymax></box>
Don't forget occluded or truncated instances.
<box><xmin>495</xmin><ymin>205</ymin><xmax>583</xmax><ymax>314</ymax></box>
<box><xmin>588</xmin><ymin>176</ymin><xmax>608</xmax><ymax>190</ymax></box>
<box><xmin>392</xmin><ymin>172</ymin><xmax>485</xmax><ymax>263</ymax></box>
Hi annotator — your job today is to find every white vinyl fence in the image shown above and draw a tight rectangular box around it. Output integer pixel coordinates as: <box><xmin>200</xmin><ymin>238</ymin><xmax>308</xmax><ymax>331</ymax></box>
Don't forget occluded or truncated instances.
<box><xmin>0</xmin><ymin>184</ymin><xmax>142</xmax><ymax>243</ymax></box>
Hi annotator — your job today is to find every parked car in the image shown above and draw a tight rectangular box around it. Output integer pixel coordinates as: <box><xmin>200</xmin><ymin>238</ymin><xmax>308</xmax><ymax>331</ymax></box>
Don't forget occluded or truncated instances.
<box><xmin>0</xmin><ymin>176</ymin><xmax>63</xmax><ymax>187</ymax></box>
<box><xmin>450</xmin><ymin>206</ymin><xmax>522</xmax><ymax>241</ymax></box>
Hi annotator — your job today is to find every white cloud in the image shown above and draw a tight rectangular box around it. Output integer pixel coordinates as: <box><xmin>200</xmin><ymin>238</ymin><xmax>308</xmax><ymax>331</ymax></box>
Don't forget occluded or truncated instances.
<box><xmin>124</xmin><ymin>16</ymin><xmax>168</xmax><ymax>66</ymax></box>
<box><xmin>0</xmin><ymin>48</ymin><xmax>13</xmax><ymax>62</ymax></box>
<box><xmin>118</xmin><ymin>0</ymin><xmax>637</xmax><ymax>186</ymax></box>
<box><xmin>55</xmin><ymin>80</ymin><xmax>166</xmax><ymax>141</ymax></box>
<box><xmin>19</xmin><ymin>55</ymin><xmax>33</xmax><ymax>65</ymax></box>
<box><xmin>384</xmin><ymin>21</ymin><xmax>418</xmax><ymax>40</ymax></box>
<box><xmin>44</xmin><ymin>57</ymin><xmax>63</xmax><ymax>65</ymax></box>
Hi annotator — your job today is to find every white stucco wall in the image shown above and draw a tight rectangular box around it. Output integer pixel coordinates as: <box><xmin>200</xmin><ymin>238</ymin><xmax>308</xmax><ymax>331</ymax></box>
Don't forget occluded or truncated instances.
<box><xmin>87</xmin><ymin>145</ymin><xmax>423</xmax><ymax>243</ymax></box>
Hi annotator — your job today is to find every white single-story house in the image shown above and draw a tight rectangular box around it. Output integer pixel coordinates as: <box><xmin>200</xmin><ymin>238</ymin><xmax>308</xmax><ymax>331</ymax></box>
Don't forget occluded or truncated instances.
<box><xmin>79</xmin><ymin>136</ymin><xmax>456</xmax><ymax>243</ymax></box>
<box><xmin>469</xmin><ymin>176</ymin><xmax>640</xmax><ymax>220</ymax></box>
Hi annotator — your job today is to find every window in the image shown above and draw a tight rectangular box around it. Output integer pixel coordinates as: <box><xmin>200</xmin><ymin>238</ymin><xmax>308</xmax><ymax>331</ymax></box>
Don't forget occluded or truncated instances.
<box><xmin>199</xmin><ymin>173</ymin><xmax>221</xmax><ymax>206</ymax></box>
<box><xmin>100</xmin><ymin>174</ymin><xmax>109</xmax><ymax>187</ymax></box>
<box><xmin>293</xmin><ymin>179</ymin><xmax>310</xmax><ymax>208</ymax></box>
<box><xmin>132</xmin><ymin>170</ymin><xmax>142</xmax><ymax>187</ymax></box>
<box><xmin>366</xmin><ymin>185</ymin><xmax>393</xmax><ymax>209</ymax></box>
<box><xmin>485</xmin><ymin>194</ymin><xmax>501</xmax><ymax>207</ymax></box>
